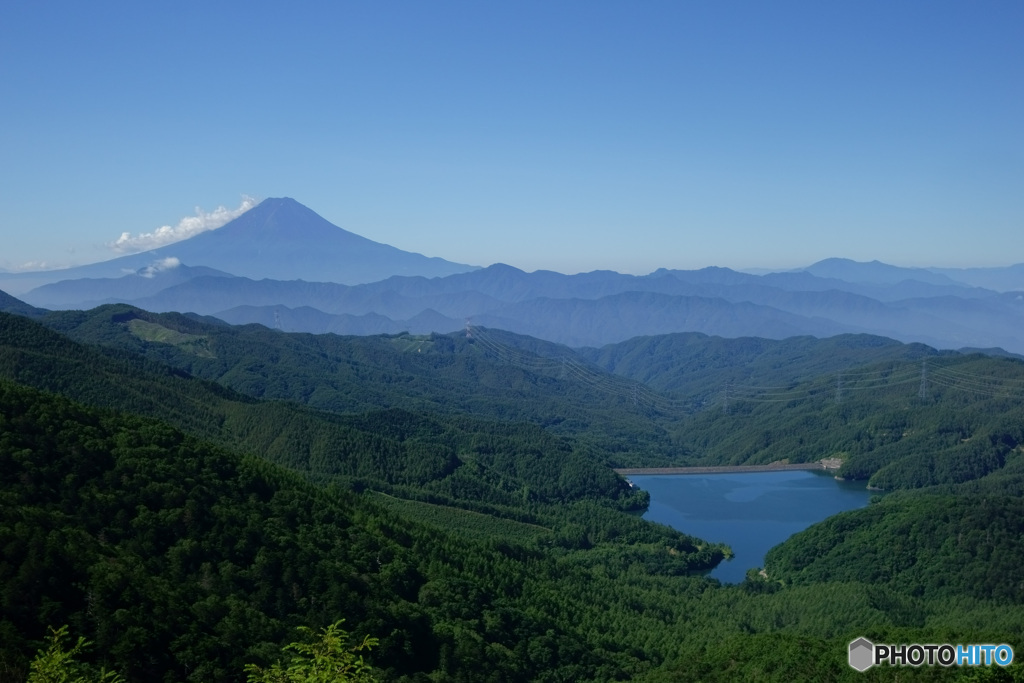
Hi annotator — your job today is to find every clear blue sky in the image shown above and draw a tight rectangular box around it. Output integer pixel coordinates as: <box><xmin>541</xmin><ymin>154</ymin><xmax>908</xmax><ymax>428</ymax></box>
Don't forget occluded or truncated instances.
<box><xmin>2</xmin><ymin>1</ymin><xmax>1022</xmax><ymax>274</ymax></box>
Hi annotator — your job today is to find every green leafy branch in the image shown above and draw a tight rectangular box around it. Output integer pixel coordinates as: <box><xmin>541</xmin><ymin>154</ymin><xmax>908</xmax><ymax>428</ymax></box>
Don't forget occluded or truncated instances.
<box><xmin>244</xmin><ymin>621</ymin><xmax>378</xmax><ymax>683</ymax></box>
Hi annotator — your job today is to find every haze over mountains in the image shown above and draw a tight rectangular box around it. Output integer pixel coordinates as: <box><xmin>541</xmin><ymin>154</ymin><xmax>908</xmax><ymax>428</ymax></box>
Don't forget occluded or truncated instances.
<box><xmin>0</xmin><ymin>197</ymin><xmax>477</xmax><ymax>294</ymax></box>
<box><xmin>7</xmin><ymin>197</ymin><xmax>1024</xmax><ymax>353</ymax></box>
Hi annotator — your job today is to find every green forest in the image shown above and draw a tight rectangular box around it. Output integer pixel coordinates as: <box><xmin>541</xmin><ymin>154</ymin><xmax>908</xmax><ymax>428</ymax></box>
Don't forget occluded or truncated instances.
<box><xmin>2</xmin><ymin>303</ymin><xmax>1024</xmax><ymax>681</ymax></box>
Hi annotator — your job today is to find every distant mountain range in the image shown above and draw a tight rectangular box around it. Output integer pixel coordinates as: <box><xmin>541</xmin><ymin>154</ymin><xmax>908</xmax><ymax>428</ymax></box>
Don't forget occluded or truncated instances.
<box><xmin>806</xmin><ymin>257</ymin><xmax>1024</xmax><ymax>292</ymax></box>
<box><xmin>4</xmin><ymin>198</ymin><xmax>1024</xmax><ymax>352</ymax></box>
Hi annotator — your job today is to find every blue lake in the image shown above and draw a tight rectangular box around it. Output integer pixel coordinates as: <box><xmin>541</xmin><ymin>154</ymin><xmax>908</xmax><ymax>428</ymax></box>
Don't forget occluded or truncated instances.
<box><xmin>629</xmin><ymin>470</ymin><xmax>874</xmax><ymax>584</ymax></box>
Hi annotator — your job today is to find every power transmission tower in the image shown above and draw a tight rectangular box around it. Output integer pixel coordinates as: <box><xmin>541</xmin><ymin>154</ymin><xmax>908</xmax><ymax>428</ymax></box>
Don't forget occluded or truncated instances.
<box><xmin>919</xmin><ymin>359</ymin><xmax>929</xmax><ymax>401</ymax></box>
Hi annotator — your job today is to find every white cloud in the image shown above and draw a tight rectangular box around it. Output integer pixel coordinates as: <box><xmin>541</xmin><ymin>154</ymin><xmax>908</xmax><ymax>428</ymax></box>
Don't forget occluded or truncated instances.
<box><xmin>138</xmin><ymin>257</ymin><xmax>181</xmax><ymax>278</ymax></box>
<box><xmin>13</xmin><ymin>260</ymin><xmax>58</xmax><ymax>271</ymax></box>
<box><xmin>110</xmin><ymin>195</ymin><xmax>258</xmax><ymax>253</ymax></box>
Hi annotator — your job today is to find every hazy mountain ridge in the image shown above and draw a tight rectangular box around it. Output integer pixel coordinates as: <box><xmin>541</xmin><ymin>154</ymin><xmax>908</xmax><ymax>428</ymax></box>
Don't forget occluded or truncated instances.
<box><xmin>927</xmin><ymin>262</ymin><xmax>1024</xmax><ymax>291</ymax></box>
<box><xmin>12</xmin><ymin>198</ymin><xmax>1024</xmax><ymax>352</ymax></box>
<box><xmin>800</xmin><ymin>257</ymin><xmax>964</xmax><ymax>286</ymax></box>
<box><xmin>25</xmin><ymin>261</ymin><xmax>1023</xmax><ymax>351</ymax></box>
<box><xmin>804</xmin><ymin>257</ymin><xmax>1024</xmax><ymax>291</ymax></box>
<box><xmin>469</xmin><ymin>291</ymin><xmax>851</xmax><ymax>347</ymax></box>
<box><xmin>25</xmin><ymin>264</ymin><xmax>237</xmax><ymax>310</ymax></box>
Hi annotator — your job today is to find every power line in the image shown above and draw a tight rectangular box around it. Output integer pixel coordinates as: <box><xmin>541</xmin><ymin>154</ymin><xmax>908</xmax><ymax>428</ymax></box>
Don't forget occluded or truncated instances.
<box><xmin>919</xmin><ymin>359</ymin><xmax>928</xmax><ymax>402</ymax></box>
<box><xmin>467</xmin><ymin>326</ymin><xmax>1024</xmax><ymax>413</ymax></box>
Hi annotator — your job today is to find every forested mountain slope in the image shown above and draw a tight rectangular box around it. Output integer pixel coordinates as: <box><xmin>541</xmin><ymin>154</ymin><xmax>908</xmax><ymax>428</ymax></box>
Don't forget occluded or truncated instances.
<box><xmin>0</xmin><ymin>380</ymin><xmax>718</xmax><ymax>681</ymax></box>
<box><xmin>461</xmin><ymin>327</ymin><xmax>1024</xmax><ymax>490</ymax></box>
<box><xmin>4</xmin><ymin>308</ymin><xmax>1024</xmax><ymax>680</ymax></box>
<box><xmin>0</xmin><ymin>312</ymin><xmax>653</xmax><ymax>510</ymax></box>
<box><xmin>32</xmin><ymin>306</ymin><xmax>1024</xmax><ymax>490</ymax></box>
<box><xmin>4</xmin><ymin>380</ymin><xmax>1024</xmax><ymax>682</ymax></box>
<box><xmin>0</xmin><ymin>290</ymin><xmax>45</xmax><ymax>319</ymax></box>
<box><xmin>765</xmin><ymin>491</ymin><xmax>1024</xmax><ymax>602</ymax></box>
<box><xmin>578</xmin><ymin>332</ymin><xmax>938</xmax><ymax>395</ymax></box>
<box><xmin>41</xmin><ymin>306</ymin><xmax>681</xmax><ymax>461</ymax></box>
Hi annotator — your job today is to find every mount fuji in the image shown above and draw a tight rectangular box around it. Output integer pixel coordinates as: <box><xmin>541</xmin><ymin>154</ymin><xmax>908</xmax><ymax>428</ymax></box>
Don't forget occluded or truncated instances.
<box><xmin>0</xmin><ymin>198</ymin><xmax>477</xmax><ymax>294</ymax></box>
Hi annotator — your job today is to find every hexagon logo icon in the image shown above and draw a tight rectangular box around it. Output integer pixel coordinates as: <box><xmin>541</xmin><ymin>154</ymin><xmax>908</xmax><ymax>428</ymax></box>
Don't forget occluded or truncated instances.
<box><xmin>849</xmin><ymin>637</ymin><xmax>874</xmax><ymax>671</ymax></box>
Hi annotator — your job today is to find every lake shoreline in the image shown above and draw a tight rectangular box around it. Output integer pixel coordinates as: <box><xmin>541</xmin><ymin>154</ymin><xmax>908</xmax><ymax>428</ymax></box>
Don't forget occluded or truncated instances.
<box><xmin>615</xmin><ymin>459</ymin><xmax>841</xmax><ymax>476</ymax></box>
<box><xmin>627</xmin><ymin>467</ymin><xmax>870</xmax><ymax>583</ymax></box>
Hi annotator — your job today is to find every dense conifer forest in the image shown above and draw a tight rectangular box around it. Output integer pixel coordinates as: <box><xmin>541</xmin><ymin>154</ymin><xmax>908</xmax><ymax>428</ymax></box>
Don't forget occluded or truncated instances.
<box><xmin>2</xmin><ymin>304</ymin><xmax>1024</xmax><ymax>681</ymax></box>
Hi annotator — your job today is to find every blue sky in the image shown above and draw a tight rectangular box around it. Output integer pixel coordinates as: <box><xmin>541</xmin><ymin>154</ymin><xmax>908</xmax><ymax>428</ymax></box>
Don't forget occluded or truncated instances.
<box><xmin>2</xmin><ymin>1</ymin><xmax>1022</xmax><ymax>274</ymax></box>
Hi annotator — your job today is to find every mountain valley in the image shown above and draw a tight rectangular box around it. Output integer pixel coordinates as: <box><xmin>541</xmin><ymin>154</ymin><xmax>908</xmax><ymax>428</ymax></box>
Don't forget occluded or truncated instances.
<box><xmin>2</xmin><ymin>200</ymin><xmax>1024</xmax><ymax>680</ymax></box>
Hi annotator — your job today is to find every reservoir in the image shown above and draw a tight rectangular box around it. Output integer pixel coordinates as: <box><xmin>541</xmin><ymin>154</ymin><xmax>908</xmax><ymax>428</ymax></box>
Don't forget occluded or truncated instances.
<box><xmin>628</xmin><ymin>470</ymin><xmax>874</xmax><ymax>584</ymax></box>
